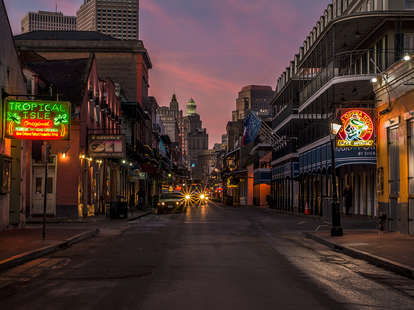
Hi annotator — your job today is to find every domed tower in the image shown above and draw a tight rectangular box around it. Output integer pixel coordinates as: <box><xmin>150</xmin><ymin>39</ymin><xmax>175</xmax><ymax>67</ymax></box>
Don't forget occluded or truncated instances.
<box><xmin>186</xmin><ymin>98</ymin><xmax>197</xmax><ymax>116</ymax></box>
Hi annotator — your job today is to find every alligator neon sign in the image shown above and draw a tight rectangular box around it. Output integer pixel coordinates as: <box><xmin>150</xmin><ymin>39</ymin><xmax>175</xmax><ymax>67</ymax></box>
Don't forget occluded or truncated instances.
<box><xmin>337</xmin><ymin>109</ymin><xmax>375</xmax><ymax>147</ymax></box>
<box><xmin>5</xmin><ymin>100</ymin><xmax>70</xmax><ymax>140</ymax></box>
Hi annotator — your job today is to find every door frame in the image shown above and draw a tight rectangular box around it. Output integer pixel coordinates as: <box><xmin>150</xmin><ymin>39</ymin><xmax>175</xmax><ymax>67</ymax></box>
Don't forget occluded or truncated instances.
<box><xmin>30</xmin><ymin>155</ymin><xmax>57</xmax><ymax>216</ymax></box>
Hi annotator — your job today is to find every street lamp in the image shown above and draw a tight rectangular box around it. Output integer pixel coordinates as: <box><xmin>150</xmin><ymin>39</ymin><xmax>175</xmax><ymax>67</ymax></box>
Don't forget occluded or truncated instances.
<box><xmin>330</xmin><ymin>118</ymin><xmax>343</xmax><ymax>237</ymax></box>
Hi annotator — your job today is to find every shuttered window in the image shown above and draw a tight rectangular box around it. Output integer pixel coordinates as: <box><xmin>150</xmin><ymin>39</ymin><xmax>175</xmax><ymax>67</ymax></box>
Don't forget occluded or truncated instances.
<box><xmin>408</xmin><ymin>121</ymin><xmax>414</xmax><ymax>194</ymax></box>
<box><xmin>388</xmin><ymin>126</ymin><xmax>400</xmax><ymax>196</ymax></box>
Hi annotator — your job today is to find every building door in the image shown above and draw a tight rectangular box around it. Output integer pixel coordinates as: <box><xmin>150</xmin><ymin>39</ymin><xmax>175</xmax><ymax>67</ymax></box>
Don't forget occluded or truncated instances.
<box><xmin>31</xmin><ymin>164</ymin><xmax>56</xmax><ymax>216</ymax></box>
<box><xmin>408</xmin><ymin>121</ymin><xmax>414</xmax><ymax>234</ymax></box>
<box><xmin>388</xmin><ymin>126</ymin><xmax>400</xmax><ymax>232</ymax></box>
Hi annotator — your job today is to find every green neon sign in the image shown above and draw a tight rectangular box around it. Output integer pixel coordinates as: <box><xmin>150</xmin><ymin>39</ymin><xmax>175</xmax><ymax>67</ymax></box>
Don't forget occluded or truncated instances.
<box><xmin>5</xmin><ymin>100</ymin><xmax>71</xmax><ymax>140</ymax></box>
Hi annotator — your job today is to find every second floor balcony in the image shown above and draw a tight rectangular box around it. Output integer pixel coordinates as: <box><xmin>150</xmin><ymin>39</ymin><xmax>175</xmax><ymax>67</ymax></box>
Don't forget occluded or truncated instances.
<box><xmin>298</xmin><ymin>49</ymin><xmax>408</xmax><ymax>110</ymax></box>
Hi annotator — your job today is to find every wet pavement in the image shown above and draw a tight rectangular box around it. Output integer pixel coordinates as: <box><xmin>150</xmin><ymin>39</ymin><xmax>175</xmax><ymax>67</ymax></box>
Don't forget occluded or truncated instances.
<box><xmin>1</xmin><ymin>203</ymin><xmax>413</xmax><ymax>309</ymax></box>
<box><xmin>310</xmin><ymin>230</ymin><xmax>414</xmax><ymax>269</ymax></box>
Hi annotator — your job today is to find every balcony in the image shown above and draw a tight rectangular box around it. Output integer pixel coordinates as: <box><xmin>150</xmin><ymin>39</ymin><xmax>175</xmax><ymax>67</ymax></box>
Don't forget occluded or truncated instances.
<box><xmin>298</xmin><ymin>49</ymin><xmax>403</xmax><ymax>109</ymax></box>
<box><xmin>272</xmin><ymin>105</ymin><xmax>297</xmax><ymax>131</ymax></box>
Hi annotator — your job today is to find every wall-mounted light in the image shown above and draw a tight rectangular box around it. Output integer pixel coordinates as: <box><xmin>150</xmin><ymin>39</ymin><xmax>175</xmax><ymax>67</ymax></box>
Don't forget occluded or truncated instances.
<box><xmin>404</xmin><ymin>55</ymin><xmax>411</xmax><ymax>61</ymax></box>
<box><xmin>79</xmin><ymin>154</ymin><xmax>86</xmax><ymax>160</ymax></box>
<box><xmin>371</xmin><ymin>77</ymin><xmax>378</xmax><ymax>83</ymax></box>
<box><xmin>61</xmin><ymin>152</ymin><xmax>67</xmax><ymax>159</ymax></box>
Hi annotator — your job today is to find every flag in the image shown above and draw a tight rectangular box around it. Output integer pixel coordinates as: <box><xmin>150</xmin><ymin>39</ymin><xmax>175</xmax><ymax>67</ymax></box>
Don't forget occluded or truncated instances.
<box><xmin>242</xmin><ymin>112</ymin><xmax>262</xmax><ymax>146</ymax></box>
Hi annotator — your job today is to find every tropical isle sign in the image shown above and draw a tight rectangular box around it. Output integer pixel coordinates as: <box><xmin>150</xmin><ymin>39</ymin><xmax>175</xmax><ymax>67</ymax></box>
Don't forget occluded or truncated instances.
<box><xmin>5</xmin><ymin>100</ymin><xmax>70</xmax><ymax>140</ymax></box>
<box><xmin>337</xmin><ymin>109</ymin><xmax>375</xmax><ymax>147</ymax></box>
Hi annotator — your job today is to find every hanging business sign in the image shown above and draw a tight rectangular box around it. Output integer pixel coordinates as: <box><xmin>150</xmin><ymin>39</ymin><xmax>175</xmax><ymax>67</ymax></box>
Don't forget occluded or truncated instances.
<box><xmin>88</xmin><ymin>135</ymin><xmax>125</xmax><ymax>158</ymax></box>
<box><xmin>336</xmin><ymin>109</ymin><xmax>375</xmax><ymax>147</ymax></box>
<box><xmin>5</xmin><ymin>100</ymin><xmax>70</xmax><ymax>140</ymax></box>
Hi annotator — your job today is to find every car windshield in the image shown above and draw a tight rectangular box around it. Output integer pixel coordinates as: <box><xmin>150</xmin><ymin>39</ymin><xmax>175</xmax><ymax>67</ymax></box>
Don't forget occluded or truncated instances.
<box><xmin>160</xmin><ymin>192</ymin><xmax>182</xmax><ymax>200</ymax></box>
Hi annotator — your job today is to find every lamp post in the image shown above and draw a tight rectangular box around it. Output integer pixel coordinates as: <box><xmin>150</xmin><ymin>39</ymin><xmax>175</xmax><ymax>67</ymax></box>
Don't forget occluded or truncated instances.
<box><xmin>330</xmin><ymin>120</ymin><xmax>343</xmax><ymax>237</ymax></box>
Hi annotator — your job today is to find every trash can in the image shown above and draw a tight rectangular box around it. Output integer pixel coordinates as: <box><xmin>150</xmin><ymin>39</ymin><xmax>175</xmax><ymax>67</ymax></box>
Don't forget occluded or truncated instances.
<box><xmin>110</xmin><ymin>201</ymin><xmax>128</xmax><ymax>219</ymax></box>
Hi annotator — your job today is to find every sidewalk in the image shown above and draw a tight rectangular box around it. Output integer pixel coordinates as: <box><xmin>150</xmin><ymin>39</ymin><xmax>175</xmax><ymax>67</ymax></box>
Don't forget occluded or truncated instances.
<box><xmin>0</xmin><ymin>209</ymin><xmax>152</xmax><ymax>272</ymax></box>
<box><xmin>305</xmin><ymin>230</ymin><xmax>414</xmax><ymax>279</ymax></box>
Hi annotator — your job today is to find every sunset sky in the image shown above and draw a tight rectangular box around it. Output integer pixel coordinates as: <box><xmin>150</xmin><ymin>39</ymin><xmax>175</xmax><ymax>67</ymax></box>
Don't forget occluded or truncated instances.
<box><xmin>4</xmin><ymin>0</ymin><xmax>331</xmax><ymax>147</ymax></box>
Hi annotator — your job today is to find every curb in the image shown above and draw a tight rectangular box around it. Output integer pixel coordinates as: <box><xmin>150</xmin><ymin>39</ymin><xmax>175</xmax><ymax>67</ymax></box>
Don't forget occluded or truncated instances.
<box><xmin>0</xmin><ymin>229</ymin><xmax>99</xmax><ymax>272</ymax></box>
<box><xmin>128</xmin><ymin>210</ymin><xmax>153</xmax><ymax>221</ymax></box>
<box><xmin>304</xmin><ymin>232</ymin><xmax>414</xmax><ymax>279</ymax></box>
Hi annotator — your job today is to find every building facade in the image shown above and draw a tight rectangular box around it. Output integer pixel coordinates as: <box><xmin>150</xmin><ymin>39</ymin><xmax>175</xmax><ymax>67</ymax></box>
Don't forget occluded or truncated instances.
<box><xmin>21</xmin><ymin>11</ymin><xmax>76</xmax><ymax>33</ymax></box>
<box><xmin>188</xmin><ymin>128</ymin><xmax>209</xmax><ymax>181</ymax></box>
<box><xmin>271</xmin><ymin>0</ymin><xmax>414</xmax><ymax>219</ymax></box>
<box><xmin>22</xmin><ymin>55</ymin><xmax>123</xmax><ymax>218</ymax></box>
<box><xmin>14</xmin><ymin>30</ymin><xmax>156</xmax><ymax>213</ymax></box>
<box><xmin>14</xmin><ymin>31</ymin><xmax>151</xmax><ymax>108</ymax></box>
<box><xmin>234</xmin><ymin>85</ymin><xmax>274</xmax><ymax>121</ymax></box>
<box><xmin>374</xmin><ymin>55</ymin><xmax>414</xmax><ymax>234</ymax></box>
<box><xmin>0</xmin><ymin>0</ymin><xmax>27</xmax><ymax>230</ymax></box>
<box><xmin>77</xmin><ymin>0</ymin><xmax>139</xmax><ymax>40</ymax></box>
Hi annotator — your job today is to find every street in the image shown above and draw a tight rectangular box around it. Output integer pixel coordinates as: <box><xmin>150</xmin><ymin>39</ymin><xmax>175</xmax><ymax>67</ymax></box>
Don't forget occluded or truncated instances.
<box><xmin>1</xmin><ymin>204</ymin><xmax>413</xmax><ymax>310</ymax></box>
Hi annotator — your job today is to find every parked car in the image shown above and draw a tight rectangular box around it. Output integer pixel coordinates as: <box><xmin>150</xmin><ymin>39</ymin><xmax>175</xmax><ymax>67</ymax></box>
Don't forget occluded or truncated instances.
<box><xmin>157</xmin><ymin>191</ymin><xmax>186</xmax><ymax>214</ymax></box>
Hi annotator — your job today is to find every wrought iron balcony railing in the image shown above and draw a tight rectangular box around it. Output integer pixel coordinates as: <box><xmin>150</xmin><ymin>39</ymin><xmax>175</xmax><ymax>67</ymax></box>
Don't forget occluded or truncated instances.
<box><xmin>298</xmin><ymin>49</ymin><xmax>407</xmax><ymax>106</ymax></box>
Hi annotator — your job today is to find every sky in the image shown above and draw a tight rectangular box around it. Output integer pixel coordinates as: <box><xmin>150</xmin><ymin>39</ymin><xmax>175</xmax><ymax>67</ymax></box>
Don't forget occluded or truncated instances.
<box><xmin>4</xmin><ymin>0</ymin><xmax>331</xmax><ymax>147</ymax></box>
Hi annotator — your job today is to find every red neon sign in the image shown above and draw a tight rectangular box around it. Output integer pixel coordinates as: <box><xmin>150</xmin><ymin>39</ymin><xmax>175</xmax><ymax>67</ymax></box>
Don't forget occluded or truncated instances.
<box><xmin>337</xmin><ymin>109</ymin><xmax>375</xmax><ymax>147</ymax></box>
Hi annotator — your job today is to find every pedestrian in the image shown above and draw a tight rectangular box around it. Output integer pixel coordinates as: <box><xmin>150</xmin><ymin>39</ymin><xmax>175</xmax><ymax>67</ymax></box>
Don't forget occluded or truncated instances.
<box><xmin>343</xmin><ymin>184</ymin><xmax>352</xmax><ymax>216</ymax></box>
<box><xmin>138</xmin><ymin>195</ymin><xmax>144</xmax><ymax>210</ymax></box>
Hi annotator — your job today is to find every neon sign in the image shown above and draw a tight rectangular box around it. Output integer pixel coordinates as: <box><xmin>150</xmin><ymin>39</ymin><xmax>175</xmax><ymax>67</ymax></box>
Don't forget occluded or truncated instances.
<box><xmin>337</xmin><ymin>109</ymin><xmax>375</xmax><ymax>147</ymax></box>
<box><xmin>5</xmin><ymin>100</ymin><xmax>70</xmax><ymax>140</ymax></box>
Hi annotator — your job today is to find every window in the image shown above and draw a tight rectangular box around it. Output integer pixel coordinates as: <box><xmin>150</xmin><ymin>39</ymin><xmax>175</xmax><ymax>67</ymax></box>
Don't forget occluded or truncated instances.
<box><xmin>404</xmin><ymin>33</ymin><xmax>414</xmax><ymax>52</ymax></box>
<box><xmin>406</xmin><ymin>0</ymin><xmax>414</xmax><ymax>9</ymax></box>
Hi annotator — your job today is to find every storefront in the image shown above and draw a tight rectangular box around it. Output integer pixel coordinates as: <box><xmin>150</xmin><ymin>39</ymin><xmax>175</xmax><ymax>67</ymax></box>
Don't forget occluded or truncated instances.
<box><xmin>272</xmin><ymin>161</ymin><xmax>299</xmax><ymax>212</ymax></box>
<box><xmin>374</xmin><ymin>57</ymin><xmax>414</xmax><ymax>234</ymax></box>
<box><xmin>298</xmin><ymin>133</ymin><xmax>376</xmax><ymax>217</ymax></box>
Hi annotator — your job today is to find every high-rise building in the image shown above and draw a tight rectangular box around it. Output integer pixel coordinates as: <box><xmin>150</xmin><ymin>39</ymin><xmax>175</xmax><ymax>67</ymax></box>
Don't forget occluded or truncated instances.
<box><xmin>77</xmin><ymin>0</ymin><xmax>139</xmax><ymax>40</ymax></box>
<box><xmin>21</xmin><ymin>11</ymin><xmax>76</xmax><ymax>33</ymax></box>
<box><xmin>158</xmin><ymin>94</ymin><xmax>181</xmax><ymax>143</ymax></box>
<box><xmin>235</xmin><ymin>85</ymin><xmax>274</xmax><ymax>120</ymax></box>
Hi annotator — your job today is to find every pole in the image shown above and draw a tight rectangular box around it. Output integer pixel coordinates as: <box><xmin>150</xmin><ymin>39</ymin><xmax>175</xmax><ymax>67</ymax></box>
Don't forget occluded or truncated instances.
<box><xmin>330</xmin><ymin>136</ymin><xmax>343</xmax><ymax>236</ymax></box>
<box><xmin>42</xmin><ymin>142</ymin><xmax>50</xmax><ymax>240</ymax></box>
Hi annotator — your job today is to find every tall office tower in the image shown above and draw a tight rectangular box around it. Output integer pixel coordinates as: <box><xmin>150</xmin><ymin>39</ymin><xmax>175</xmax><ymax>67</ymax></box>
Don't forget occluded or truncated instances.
<box><xmin>21</xmin><ymin>11</ymin><xmax>76</xmax><ymax>33</ymax></box>
<box><xmin>235</xmin><ymin>85</ymin><xmax>274</xmax><ymax>120</ymax></box>
<box><xmin>77</xmin><ymin>0</ymin><xmax>139</xmax><ymax>40</ymax></box>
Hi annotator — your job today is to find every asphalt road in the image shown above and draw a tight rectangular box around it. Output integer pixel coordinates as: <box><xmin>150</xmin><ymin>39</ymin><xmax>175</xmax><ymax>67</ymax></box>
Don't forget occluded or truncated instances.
<box><xmin>1</xmin><ymin>203</ymin><xmax>413</xmax><ymax>309</ymax></box>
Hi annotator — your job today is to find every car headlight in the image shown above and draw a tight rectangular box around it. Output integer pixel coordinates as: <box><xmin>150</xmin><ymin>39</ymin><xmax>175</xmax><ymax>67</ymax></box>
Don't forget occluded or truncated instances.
<box><xmin>185</xmin><ymin>195</ymin><xmax>191</xmax><ymax>200</ymax></box>
<box><xmin>200</xmin><ymin>194</ymin><xmax>205</xmax><ymax>200</ymax></box>
<box><xmin>176</xmin><ymin>201</ymin><xmax>179</xmax><ymax>205</ymax></box>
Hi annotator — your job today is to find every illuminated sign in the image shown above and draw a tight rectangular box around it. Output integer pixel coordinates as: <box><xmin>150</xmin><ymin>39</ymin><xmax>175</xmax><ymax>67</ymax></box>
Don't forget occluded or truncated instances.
<box><xmin>5</xmin><ymin>100</ymin><xmax>70</xmax><ymax>140</ymax></box>
<box><xmin>337</xmin><ymin>109</ymin><xmax>375</xmax><ymax>147</ymax></box>
<box><xmin>88</xmin><ymin>135</ymin><xmax>125</xmax><ymax>158</ymax></box>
